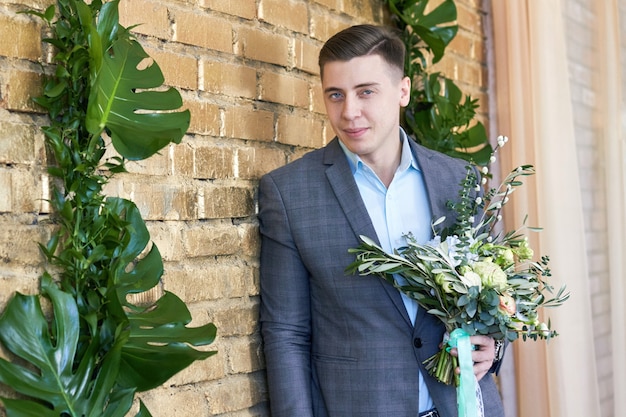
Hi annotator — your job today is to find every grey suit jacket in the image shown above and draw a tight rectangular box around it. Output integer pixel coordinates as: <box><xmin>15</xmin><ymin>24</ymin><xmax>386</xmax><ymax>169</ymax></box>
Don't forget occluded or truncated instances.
<box><xmin>258</xmin><ymin>136</ymin><xmax>505</xmax><ymax>417</ymax></box>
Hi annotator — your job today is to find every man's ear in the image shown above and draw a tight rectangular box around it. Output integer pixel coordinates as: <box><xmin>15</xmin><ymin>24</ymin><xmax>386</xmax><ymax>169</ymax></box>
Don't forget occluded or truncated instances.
<box><xmin>399</xmin><ymin>76</ymin><xmax>411</xmax><ymax>107</ymax></box>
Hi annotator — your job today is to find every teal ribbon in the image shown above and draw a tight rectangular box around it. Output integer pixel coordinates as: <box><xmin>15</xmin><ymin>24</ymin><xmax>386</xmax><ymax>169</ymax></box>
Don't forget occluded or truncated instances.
<box><xmin>448</xmin><ymin>329</ymin><xmax>478</xmax><ymax>417</ymax></box>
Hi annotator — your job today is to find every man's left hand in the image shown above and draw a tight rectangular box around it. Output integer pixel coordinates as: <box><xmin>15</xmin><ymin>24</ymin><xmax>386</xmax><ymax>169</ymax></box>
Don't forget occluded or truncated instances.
<box><xmin>448</xmin><ymin>335</ymin><xmax>495</xmax><ymax>381</ymax></box>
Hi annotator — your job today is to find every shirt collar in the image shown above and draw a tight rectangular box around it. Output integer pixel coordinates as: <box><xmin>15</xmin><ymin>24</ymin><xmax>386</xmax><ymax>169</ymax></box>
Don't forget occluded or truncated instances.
<box><xmin>338</xmin><ymin>128</ymin><xmax>420</xmax><ymax>175</ymax></box>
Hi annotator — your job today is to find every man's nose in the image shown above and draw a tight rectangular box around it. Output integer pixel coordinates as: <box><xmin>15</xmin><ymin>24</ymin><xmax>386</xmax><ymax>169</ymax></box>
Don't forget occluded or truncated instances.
<box><xmin>341</xmin><ymin>96</ymin><xmax>361</xmax><ymax>119</ymax></box>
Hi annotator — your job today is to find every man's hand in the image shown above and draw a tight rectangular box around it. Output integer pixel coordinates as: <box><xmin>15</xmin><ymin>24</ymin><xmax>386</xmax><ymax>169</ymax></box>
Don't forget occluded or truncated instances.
<box><xmin>448</xmin><ymin>335</ymin><xmax>495</xmax><ymax>381</ymax></box>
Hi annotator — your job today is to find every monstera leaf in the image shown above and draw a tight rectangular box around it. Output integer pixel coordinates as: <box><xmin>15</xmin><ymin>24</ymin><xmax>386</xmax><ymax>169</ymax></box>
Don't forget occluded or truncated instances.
<box><xmin>105</xmin><ymin>197</ymin><xmax>217</xmax><ymax>391</ymax></box>
<box><xmin>0</xmin><ymin>275</ymin><xmax>147</xmax><ymax>417</ymax></box>
<box><xmin>1</xmin><ymin>0</ymin><xmax>215</xmax><ymax>414</ymax></box>
<box><xmin>85</xmin><ymin>0</ymin><xmax>189</xmax><ymax>160</ymax></box>
<box><xmin>406</xmin><ymin>73</ymin><xmax>492</xmax><ymax>165</ymax></box>
<box><xmin>388</xmin><ymin>0</ymin><xmax>457</xmax><ymax>65</ymax></box>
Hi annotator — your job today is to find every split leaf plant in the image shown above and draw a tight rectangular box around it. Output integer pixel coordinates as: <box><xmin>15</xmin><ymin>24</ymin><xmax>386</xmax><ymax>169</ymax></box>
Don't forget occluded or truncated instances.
<box><xmin>0</xmin><ymin>0</ymin><xmax>216</xmax><ymax>415</ymax></box>
<box><xmin>386</xmin><ymin>0</ymin><xmax>493</xmax><ymax>165</ymax></box>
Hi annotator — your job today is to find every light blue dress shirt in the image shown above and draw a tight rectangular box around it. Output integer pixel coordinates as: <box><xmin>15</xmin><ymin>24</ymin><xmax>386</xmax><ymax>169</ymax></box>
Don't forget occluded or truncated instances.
<box><xmin>340</xmin><ymin>129</ymin><xmax>435</xmax><ymax>412</ymax></box>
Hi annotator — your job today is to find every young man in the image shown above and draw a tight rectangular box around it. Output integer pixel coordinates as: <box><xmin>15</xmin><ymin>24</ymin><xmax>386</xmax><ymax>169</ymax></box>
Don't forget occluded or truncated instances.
<box><xmin>258</xmin><ymin>24</ymin><xmax>505</xmax><ymax>417</ymax></box>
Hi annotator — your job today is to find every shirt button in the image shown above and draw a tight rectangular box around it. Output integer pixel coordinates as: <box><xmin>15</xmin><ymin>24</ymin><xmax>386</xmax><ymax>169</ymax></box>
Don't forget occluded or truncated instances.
<box><xmin>413</xmin><ymin>337</ymin><xmax>422</xmax><ymax>348</ymax></box>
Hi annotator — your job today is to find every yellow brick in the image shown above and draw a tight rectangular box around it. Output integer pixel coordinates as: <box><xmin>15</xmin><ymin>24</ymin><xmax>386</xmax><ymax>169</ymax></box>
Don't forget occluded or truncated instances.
<box><xmin>309</xmin><ymin>10</ymin><xmax>348</xmax><ymax>41</ymax></box>
<box><xmin>145</xmin><ymin>47</ymin><xmax>198</xmax><ymax>90</ymax></box>
<box><xmin>163</xmin><ymin>260</ymin><xmax>250</xmax><ymax>301</ymax></box>
<box><xmin>227</xmin><ymin>335</ymin><xmax>265</xmax><ymax>374</ymax></box>
<box><xmin>312</xmin><ymin>0</ymin><xmax>341</xmax><ymax>10</ymax></box>
<box><xmin>0</xmin><ymin>15</ymin><xmax>41</xmax><ymax>60</ymax></box>
<box><xmin>183</xmin><ymin>223</ymin><xmax>240</xmax><ymax>257</ymax></box>
<box><xmin>223</xmin><ymin>106</ymin><xmax>274</xmax><ymax>141</ymax></box>
<box><xmin>194</xmin><ymin>145</ymin><xmax>235</xmax><ymax>179</ymax></box>
<box><xmin>239</xmin><ymin>222</ymin><xmax>261</xmax><ymax>259</ymax></box>
<box><xmin>431</xmin><ymin>58</ymin><xmax>458</xmax><ymax>81</ymax></box>
<box><xmin>310</xmin><ymin>79</ymin><xmax>326</xmax><ymax>114</ymax></box>
<box><xmin>8</xmin><ymin>167</ymin><xmax>42</xmax><ymax>213</ymax></box>
<box><xmin>295</xmin><ymin>39</ymin><xmax>321</xmax><ymax>75</ymax></box>
<box><xmin>201</xmin><ymin>0</ymin><xmax>256</xmax><ymax>20</ymax></box>
<box><xmin>342</xmin><ymin>0</ymin><xmax>384</xmax><ymax>22</ymax></box>
<box><xmin>119</xmin><ymin>0</ymin><xmax>170</xmax><ymax>39</ymax></box>
<box><xmin>449</xmin><ymin>31</ymin><xmax>478</xmax><ymax>61</ymax></box>
<box><xmin>237</xmin><ymin>146</ymin><xmax>287</xmax><ymax>180</ymax></box>
<box><xmin>277</xmin><ymin>113</ymin><xmax>325</xmax><ymax>149</ymax></box>
<box><xmin>258</xmin><ymin>71</ymin><xmax>309</xmax><ymax>108</ymax></box>
<box><xmin>0</xmin><ymin>224</ymin><xmax>48</xmax><ymax>267</ymax></box>
<box><xmin>184</xmin><ymin>99</ymin><xmax>221</xmax><ymax>136</ymax></box>
<box><xmin>461</xmin><ymin>60</ymin><xmax>484</xmax><ymax>88</ymax></box>
<box><xmin>137</xmin><ymin>386</ymin><xmax>211</xmax><ymax>416</ymax></box>
<box><xmin>0</xmin><ymin>120</ymin><xmax>40</xmax><ymax>164</ymax></box>
<box><xmin>324</xmin><ymin>121</ymin><xmax>336</xmax><ymax>143</ymax></box>
<box><xmin>174</xmin><ymin>11</ymin><xmax>233</xmax><ymax>53</ymax></box>
<box><xmin>124</xmin><ymin>149</ymin><xmax>170</xmax><ymax>176</ymax></box>
<box><xmin>146</xmin><ymin>221</ymin><xmax>185</xmax><ymax>262</ymax></box>
<box><xmin>201</xmin><ymin>185</ymin><xmax>254</xmax><ymax>219</ymax></box>
<box><xmin>0</xmin><ymin>170</ymin><xmax>12</xmax><ymax>212</ymax></box>
<box><xmin>207</xmin><ymin>300</ymin><xmax>259</xmax><ymax>337</ymax></box>
<box><xmin>171</xmin><ymin>142</ymin><xmax>195</xmax><ymax>177</ymax></box>
<box><xmin>457</xmin><ymin>3</ymin><xmax>483</xmax><ymax>34</ymax></box>
<box><xmin>259</xmin><ymin>0</ymin><xmax>308</xmax><ymax>34</ymax></box>
<box><xmin>129</xmin><ymin>180</ymin><xmax>198</xmax><ymax>221</ymax></box>
<box><xmin>237</xmin><ymin>27</ymin><xmax>290</xmax><ymax>67</ymax></box>
<box><xmin>204</xmin><ymin>373</ymin><xmax>266</xmax><ymax>415</ymax></box>
<box><xmin>203</xmin><ymin>60</ymin><xmax>256</xmax><ymax>99</ymax></box>
<box><xmin>5</xmin><ymin>70</ymin><xmax>43</xmax><ymax>113</ymax></box>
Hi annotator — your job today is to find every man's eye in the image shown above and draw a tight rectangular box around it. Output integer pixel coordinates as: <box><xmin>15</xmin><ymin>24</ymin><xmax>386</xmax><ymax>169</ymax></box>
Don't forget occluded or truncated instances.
<box><xmin>329</xmin><ymin>92</ymin><xmax>343</xmax><ymax>100</ymax></box>
<box><xmin>361</xmin><ymin>89</ymin><xmax>373</xmax><ymax>96</ymax></box>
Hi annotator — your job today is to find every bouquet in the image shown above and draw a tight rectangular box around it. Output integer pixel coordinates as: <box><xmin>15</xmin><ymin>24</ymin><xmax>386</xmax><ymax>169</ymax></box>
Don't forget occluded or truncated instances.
<box><xmin>346</xmin><ymin>135</ymin><xmax>570</xmax><ymax>388</ymax></box>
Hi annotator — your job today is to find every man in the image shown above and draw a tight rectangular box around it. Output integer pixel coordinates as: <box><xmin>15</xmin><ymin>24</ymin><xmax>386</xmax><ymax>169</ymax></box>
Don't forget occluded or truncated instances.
<box><xmin>258</xmin><ymin>24</ymin><xmax>505</xmax><ymax>417</ymax></box>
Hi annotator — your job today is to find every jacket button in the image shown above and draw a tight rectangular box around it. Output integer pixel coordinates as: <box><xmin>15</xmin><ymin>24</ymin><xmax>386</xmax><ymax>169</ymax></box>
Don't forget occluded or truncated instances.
<box><xmin>413</xmin><ymin>337</ymin><xmax>422</xmax><ymax>348</ymax></box>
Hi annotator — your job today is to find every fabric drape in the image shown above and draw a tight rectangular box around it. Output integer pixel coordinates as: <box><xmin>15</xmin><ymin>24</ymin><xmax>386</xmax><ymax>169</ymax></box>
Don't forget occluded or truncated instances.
<box><xmin>596</xmin><ymin>1</ymin><xmax>626</xmax><ymax>416</ymax></box>
<box><xmin>490</xmin><ymin>1</ymin><xmax>602</xmax><ymax>416</ymax></box>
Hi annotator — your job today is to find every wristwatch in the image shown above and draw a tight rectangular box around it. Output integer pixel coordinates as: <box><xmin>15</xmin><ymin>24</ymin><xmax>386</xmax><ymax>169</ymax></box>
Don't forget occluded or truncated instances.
<box><xmin>493</xmin><ymin>339</ymin><xmax>505</xmax><ymax>364</ymax></box>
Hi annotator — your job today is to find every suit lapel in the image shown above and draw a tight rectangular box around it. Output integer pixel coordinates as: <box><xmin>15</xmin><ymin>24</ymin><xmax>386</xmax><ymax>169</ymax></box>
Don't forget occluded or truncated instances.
<box><xmin>410</xmin><ymin>139</ymin><xmax>450</xmax><ymax>221</ymax></box>
<box><xmin>323</xmin><ymin>139</ymin><xmax>414</xmax><ymax>328</ymax></box>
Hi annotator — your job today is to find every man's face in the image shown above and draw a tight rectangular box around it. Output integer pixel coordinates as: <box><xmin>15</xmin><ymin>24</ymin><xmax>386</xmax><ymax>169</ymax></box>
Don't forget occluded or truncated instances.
<box><xmin>321</xmin><ymin>54</ymin><xmax>410</xmax><ymax>167</ymax></box>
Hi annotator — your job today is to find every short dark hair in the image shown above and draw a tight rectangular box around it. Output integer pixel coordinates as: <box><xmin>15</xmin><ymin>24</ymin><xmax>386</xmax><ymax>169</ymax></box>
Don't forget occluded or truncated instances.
<box><xmin>318</xmin><ymin>24</ymin><xmax>406</xmax><ymax>79</ymax></box>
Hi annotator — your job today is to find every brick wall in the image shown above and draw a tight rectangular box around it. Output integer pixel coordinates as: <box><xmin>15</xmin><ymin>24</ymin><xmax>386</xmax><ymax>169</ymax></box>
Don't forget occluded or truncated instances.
<box><xmin>0</xmin><ymin>0</ymin><xmax>488</xmax><ymax>415</ymax></box>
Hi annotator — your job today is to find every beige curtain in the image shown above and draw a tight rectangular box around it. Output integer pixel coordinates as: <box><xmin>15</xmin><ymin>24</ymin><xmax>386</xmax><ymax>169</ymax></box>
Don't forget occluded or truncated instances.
<box><xmin>597</xmin><ymin>1</ymin><xmax>626</xmax><ymax>416</ymax></box>
<box><xmin>490</xmin><ymin>1</ymin><xmax>601</xmax><ymax>416</ymax></box>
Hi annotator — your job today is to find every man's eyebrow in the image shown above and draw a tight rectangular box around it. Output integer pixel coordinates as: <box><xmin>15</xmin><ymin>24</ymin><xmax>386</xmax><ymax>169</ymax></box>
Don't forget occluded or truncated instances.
<box><xmin>323</xmin><ymin>86</ymin><xmax>342</xmax><ymax>94</ymax></box>
<box><xmin>323</xmin><ymin>82</ymin><xmax>380</xmax><ymax>94</ymax></box>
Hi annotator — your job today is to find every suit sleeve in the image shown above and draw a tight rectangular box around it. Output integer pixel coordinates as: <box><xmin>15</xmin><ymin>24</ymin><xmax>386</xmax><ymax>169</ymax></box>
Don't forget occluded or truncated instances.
<box><xmin>258</xmin><ymin>173</ymin><xmax>315</xmax><ymax>417</ymax></box>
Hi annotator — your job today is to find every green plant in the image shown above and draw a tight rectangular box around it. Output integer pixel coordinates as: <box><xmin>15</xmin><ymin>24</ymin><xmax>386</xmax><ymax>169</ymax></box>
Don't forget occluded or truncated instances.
<box><xmin>386</xmin><ymin>0</ymin><xmax>493</xmax><ymax>165</ymax></box>
<box><xmin>0</xmin><ymin>0</ymin><xmax>216</xmax><ymax>415</ymax></box>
